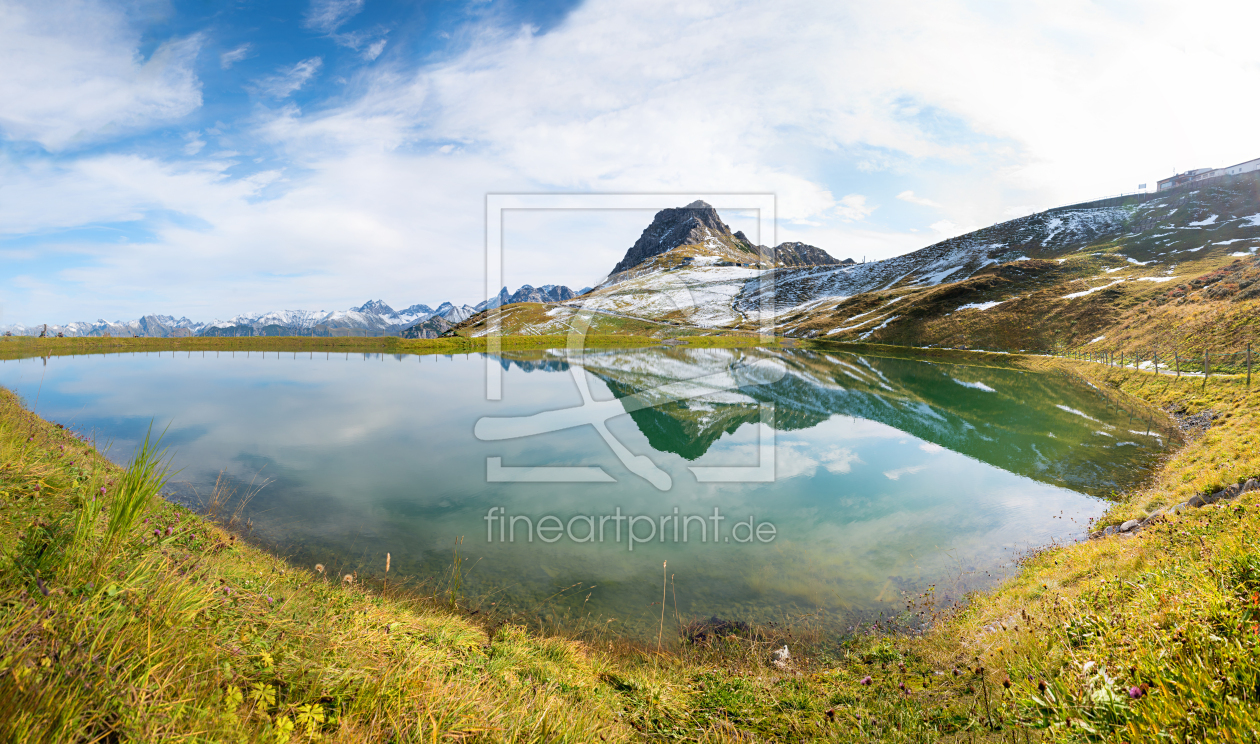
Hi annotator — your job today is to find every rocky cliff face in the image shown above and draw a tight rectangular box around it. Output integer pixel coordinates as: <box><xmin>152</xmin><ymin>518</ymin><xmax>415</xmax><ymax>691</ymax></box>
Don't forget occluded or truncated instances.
<box><xmin>400</xmin><ymin>315</ymin><xmax>454</xmax><ymax>339</ymax></box>
<box><xmin>610</xmin><ymin>200</ymin><xmax>740</xmax><ymax>275</ymax></box>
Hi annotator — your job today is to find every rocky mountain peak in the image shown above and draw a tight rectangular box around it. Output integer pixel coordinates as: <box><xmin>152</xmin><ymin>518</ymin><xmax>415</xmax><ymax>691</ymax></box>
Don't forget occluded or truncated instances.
<box><xmin>353</xmin><ymin>299</ymin><xmax>397</xmax><ymax>316</ymax></box>
<box><xmin>610</xmin><ymin>200</ymin><xmax>735</xmax><ymax>275</ymax></box>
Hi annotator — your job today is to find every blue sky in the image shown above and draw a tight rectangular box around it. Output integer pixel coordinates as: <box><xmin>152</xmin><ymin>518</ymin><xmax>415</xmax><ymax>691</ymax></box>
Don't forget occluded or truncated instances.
<box><xmin>2</xmin><ymin>0</ymin><xmax>1259</xmax><ymax>325</ymax></box>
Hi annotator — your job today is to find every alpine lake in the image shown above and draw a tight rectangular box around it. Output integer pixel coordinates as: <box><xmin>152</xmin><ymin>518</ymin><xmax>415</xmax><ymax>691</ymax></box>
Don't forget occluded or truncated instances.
<box><xmin>0</xmin><ymin>345</ymin><xmax>1177</xmax><ymax>641</ymax></box>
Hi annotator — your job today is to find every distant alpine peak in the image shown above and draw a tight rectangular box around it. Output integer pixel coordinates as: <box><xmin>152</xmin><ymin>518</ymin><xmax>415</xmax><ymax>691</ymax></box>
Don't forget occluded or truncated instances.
<box><xmin>684</xmin><ymin>199</ymin><xmax>714</xmax><ymax>209</ymax></box>
<box><xmin>769</xmin><ymin>241</ymin><xmax>850</xmax><ymax>267</ymax></box>
<box><xmin>473</xmin><ymin>284</ymin><xmax>578</xmax><ymax>312</ymax></box>
<box><xmin>352</xmin><ymin>299</ymin><xmax>397</xmax><ymax>315</ymax></box>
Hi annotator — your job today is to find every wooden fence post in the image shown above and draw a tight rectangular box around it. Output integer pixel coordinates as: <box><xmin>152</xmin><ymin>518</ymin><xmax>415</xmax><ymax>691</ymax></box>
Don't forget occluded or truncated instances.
<box><xmin>1204</xmin><ymin>349</ymin><xmax>1210</xmax><ymax>387</ymax></box>
<box><xmin>1154</xmin><ymin>349</ymin><xmax>1158</xmax><ymax>375</ymax></box>
<box><xmin>1175</xmin><ymin>351</ymin><xmax>1180</xmax><ymax>378</ymax></box>
<box><xmin>1248</xmin><ymin>343</ymin><xmax>1252</xmax><ymax>388</ymax></box>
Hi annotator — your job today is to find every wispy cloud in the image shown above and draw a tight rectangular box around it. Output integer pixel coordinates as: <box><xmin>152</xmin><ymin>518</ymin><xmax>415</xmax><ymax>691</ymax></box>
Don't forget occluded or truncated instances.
<box><xmin>896</xmin><ymin>190</ymin><xmax>940</xmax><ymax>208</ymax></box>
<box><xmin>835</xmin><ymin>195</ymin><xmax>875</xmax><ymax>221</ymax></box>
<box><xmin>183</xmin><ymin>131</ymin><xmax>205</xmax><ymax>155</ymax></box>
<box><xmin>883</xmin><ymin>465</ymin><xmax>925</xmax><ymax>481</ymax></box>
<box><xmin>220</xmin><ymin>43</ymin><xmax>253</xmax><ymax>69</ymax></box>
<box><xmin>329</xmin><ymin>27</ymin><xmax>390</xmax><ymax>61</ymax></box>
<box><xmin>303</xmin><ymin>0</ymin><xmax>365</xmax><ymax>34</ymax></box>
<box><xmin>820</xmin><ymin>447</ymin><xmax>862</xmax><ymax>474</ymax></box>
<box><xmin>362</xmin><ymin>39</ymin><xmax>388</xmax><ymax>61</ymax></box>
<box><xmin>0</xmin><ymin>0</ymin><xmax>203</xmax><ymax>150</ymax></box>
<box><xmin>254</xmin><ymin>58</ymin><xmax>323</xmax><ymax>98</ymax></box>
<box><xmin>8</xmin><ymin>0</ymin><xmax>1260</xmax><ymax>324</ymax></box>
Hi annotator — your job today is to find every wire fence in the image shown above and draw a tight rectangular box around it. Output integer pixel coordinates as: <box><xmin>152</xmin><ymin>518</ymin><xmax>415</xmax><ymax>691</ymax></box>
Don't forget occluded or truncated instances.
<box><xmin>1038</xmin><ymin>190</ymin><xmax>1157</xmax><ymax>215</ymax></box>
<box><xmin>1057</xmin><ymin>344</ymin><xmax>1254</xmax><ymax>387</ymax></box>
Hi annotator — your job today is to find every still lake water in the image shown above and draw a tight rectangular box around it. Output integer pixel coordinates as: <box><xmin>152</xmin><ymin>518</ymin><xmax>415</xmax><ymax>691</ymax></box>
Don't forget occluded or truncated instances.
<box><xmin>0</xmin><ymin>347</ymin><xmax>1175</xmax><ymax>639</ymax></box>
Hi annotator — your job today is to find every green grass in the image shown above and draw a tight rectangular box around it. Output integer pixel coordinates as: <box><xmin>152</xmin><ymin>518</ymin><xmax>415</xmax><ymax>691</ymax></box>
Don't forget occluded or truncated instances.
<box><xmin>0</xmin><ymin>331</ymin><xmax>778</xmax><ymax>364</ymax></box>
<box><xmin>4</xmin><ymin>347</ymin><xmax>1260</xmax><ymax>741</ymax></box>
<box><xmin>0</xmin><ymin>386</ymin><xmax>631</xmax><ymax>742</ymax></box>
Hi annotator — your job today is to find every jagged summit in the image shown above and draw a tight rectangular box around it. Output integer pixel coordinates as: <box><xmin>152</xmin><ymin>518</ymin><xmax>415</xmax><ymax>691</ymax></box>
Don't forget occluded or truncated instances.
<box><xmin>353</xmin><ymin>299</ymin><xmax>396</xmax><ymax>316</ymax></box>
<box><xmin>610</xmin><ymin>201</ymin><xmax>738</xmax><ymax>275</ymax></box>
<box><xmin>609</xmin><ymin>202</ymin><xmax>852</xmax><ymax>276</ymax></box>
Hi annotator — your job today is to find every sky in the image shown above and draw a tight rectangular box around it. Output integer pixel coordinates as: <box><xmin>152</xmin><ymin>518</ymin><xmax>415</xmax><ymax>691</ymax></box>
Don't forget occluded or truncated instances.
<box><xmin>2</xmin><ymin>0</ymin><xmax>1260</xmax><ymax>325</ymax></box>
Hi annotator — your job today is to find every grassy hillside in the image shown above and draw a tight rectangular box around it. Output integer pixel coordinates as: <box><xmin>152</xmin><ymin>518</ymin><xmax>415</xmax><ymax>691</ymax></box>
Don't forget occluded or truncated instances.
<box><xmin>780</xmin><ymin>177</ymin><xmax>1260</xmax><ymax>355</ymax></box>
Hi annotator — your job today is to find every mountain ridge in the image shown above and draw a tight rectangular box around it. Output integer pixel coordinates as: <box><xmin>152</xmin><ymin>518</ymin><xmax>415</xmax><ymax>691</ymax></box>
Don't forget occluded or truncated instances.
<box><xmin>460</xmin><ymin>175</ymin><xmax>1260</xmax><ymax>355</ymax></box>
<box><xmin>4</xmin><ymin>284</ymin><xmax>578</xmax><ymax>338</ymax></box>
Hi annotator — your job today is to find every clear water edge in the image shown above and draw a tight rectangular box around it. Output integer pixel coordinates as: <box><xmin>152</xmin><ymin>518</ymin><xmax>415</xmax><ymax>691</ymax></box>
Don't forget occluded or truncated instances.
<box><xmin>0</xmin><ymin>346</ymin><xmax>1177</xmax><ymax>640</ymax></box>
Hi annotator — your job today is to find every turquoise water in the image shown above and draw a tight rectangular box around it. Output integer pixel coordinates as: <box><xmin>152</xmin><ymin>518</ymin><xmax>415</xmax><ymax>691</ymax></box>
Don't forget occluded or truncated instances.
<box><xmin>0</xmin><ymin>347</ymin><xmax>1175</xmax><ymax>639</ymax></box>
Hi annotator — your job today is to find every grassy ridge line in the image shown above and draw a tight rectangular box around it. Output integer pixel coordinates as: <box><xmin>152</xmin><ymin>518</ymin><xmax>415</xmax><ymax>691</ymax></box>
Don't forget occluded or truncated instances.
<box><xmin>0</xmin><ymin>333</ymin><xmax>776</xmax><ymax>361</ymax></box>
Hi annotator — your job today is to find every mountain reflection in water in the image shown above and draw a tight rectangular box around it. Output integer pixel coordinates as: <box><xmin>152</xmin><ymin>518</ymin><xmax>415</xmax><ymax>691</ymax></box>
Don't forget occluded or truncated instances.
<box><xmin>0</xmin><ymin>346</ymin><xmax>1174</xmax><ymax>639</ymax></box>
<box><xmin>499</xmin><ymin>346</ymin><xmax>1175</xmax><ymax>497</ymax></box>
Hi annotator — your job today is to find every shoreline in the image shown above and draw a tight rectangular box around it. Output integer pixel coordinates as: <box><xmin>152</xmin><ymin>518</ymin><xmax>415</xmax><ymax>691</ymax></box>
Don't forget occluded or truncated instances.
<box><xmin>0</xmin><ymin>332</ymin><xmax>774</xmax><ymax>362</ymax></box>
<box><xmin>2</xmin><ymin>344</ymin><xmax>1257</xmax><ymax>740</ymax></box>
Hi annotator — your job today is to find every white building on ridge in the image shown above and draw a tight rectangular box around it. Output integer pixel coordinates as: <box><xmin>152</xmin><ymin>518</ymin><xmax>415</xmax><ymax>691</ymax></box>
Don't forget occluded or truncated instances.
<box><xmin>1158</xmin><ymin>156</ymin><xmax>1260</xmax><ymax>191</ymax></box>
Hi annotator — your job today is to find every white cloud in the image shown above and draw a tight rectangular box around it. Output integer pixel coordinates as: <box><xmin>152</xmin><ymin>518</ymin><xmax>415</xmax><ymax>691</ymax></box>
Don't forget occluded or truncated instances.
<box><xmin>362</xmin><ymin>39</ymin><xmax>388</xmax><ymax>61</ymax></box>
<box><xmin>182</xmin><ymin>131</ymin><xmax>205</xmax><ymax>155</ymax></box>
<box><xmin>0</xmin><ymin>0</ymin><xmax>203</xmax><ymax>150</ymax></box>
<box><xmin>328</xmin><ymin>28</ymin><xmax>390</xmax><ymax>60</ymax></box>
<box><xmin>896</xmin><ymin>190</ymin><xmax>940</xmax><ymax>208</ymax></box>
<box><xmin>918</xmin><ymin>442</ymin><xmax>943</xmax><ymax>454</ymax></box>
<box><xmin>254</xmin><ymin>58</ymin><xmax>323</xmax><ymax>98</ymax></box>
<box><xmin>820</xmin><ymin>447</ymin><xmax>862</xmax><ymax>473</ymax></box>
<box><xmin>835</xmin><ymin>194</ymin><xmax>875</xmax><ymax>221</ymax></box>
<box><xmin>303</xmin><ymin>0</ymin><xmax>366</xmax><ymax>34</ymax></box>
<box><xmin>8</xmin><ymin>0</ymin><xmax>1260</xmax><ymax>324</ymax></box>
<box><xmin>220</xmin><ymin>44</ymin><xmax>253</xmax><ymax>69</ymax></box>
<box><xmin>883</xmin><ymin>465</ymin><xmax>925</xmax><ymax>480</ymax></box>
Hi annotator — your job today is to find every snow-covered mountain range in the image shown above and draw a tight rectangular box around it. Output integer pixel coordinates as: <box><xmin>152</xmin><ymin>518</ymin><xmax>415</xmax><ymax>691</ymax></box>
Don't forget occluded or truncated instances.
<box><xmin>474</xmin><ymin>181</ymin><xmax>1260</xmax><ymax>348</ymax></box>
<box><xmin>2</xmin><ymin>285</ymin><xmax>576</xmax><ymax>338</ymax></box>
